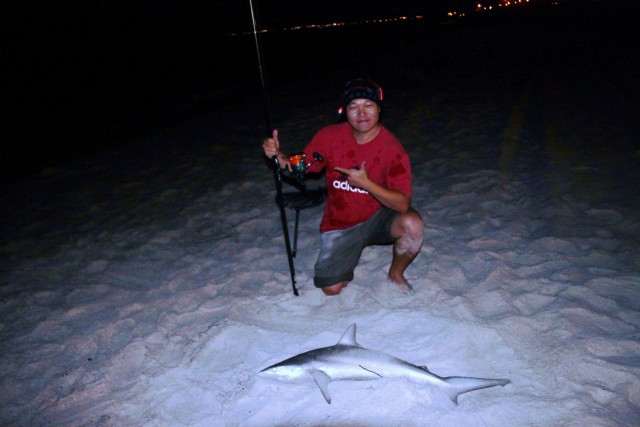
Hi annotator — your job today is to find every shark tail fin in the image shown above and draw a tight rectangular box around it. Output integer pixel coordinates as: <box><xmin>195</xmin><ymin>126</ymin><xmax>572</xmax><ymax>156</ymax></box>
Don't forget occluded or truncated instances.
<box><xmin>443</xmin><ymin>377</ymin><xmax>511</xmax><ymax>405</ymax></box>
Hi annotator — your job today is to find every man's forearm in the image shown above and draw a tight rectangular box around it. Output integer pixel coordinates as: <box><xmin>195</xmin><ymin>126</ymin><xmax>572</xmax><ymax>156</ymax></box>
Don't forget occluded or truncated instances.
<box><xmin>363</xmin><ymin>181</ymin><xmax>410</xmax><ymax>213</ymax></box>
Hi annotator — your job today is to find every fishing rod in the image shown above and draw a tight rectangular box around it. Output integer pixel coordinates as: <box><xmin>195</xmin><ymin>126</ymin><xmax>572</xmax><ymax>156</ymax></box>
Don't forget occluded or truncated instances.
<box><xmin>248</xmin><ymin>0</ymin><xmax>298</xmax><ymax>296</ymax></box>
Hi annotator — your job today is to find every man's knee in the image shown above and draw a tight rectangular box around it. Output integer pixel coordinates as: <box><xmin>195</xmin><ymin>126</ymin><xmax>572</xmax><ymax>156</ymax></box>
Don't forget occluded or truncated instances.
<box><xmin>393</xmin><ymin>209</ymin><xmax>425</xmax><ymax>240</ymax></box>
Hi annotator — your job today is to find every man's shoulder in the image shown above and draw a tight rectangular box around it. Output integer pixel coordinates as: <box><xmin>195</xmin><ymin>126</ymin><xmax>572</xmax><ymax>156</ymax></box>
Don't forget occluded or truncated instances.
<box><xmin>378</xmin><ymin>126</ymin><xmax>405</xmax><ymax>150</ymax></box>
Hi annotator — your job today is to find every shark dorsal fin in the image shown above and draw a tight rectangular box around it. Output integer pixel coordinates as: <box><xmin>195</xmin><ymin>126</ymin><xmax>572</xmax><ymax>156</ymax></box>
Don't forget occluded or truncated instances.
<box><xmin>337</xmin><ymin>324</ymin><xmax>360</xmax><ymax>347</ymax></box>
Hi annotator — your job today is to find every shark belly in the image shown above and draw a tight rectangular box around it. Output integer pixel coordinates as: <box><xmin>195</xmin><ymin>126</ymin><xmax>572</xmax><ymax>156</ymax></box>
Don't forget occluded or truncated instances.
<box><xmin>314</xmin><ymin>346</ymin><xmax>441</xmax><ymax>384</ymax></box>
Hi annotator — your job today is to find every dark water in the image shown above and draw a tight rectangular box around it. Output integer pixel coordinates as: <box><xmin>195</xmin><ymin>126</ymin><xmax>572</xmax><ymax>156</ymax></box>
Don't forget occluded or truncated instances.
<box><xmin>3</xmin><ymin>1</ymin><xmax>638</xmax><ymax>183</ymax></box>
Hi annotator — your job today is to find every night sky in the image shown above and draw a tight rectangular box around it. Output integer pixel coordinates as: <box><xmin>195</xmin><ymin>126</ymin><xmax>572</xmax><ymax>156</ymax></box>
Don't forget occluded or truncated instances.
<box><xmin>4</xmin><ymin>1</ymin><xmax>457</xmax><ymax>168</ymax></box>
<box><xmin>2</xmin><ymin>0</ymin><xmax>630</xmax><ymax>181</ymax></box>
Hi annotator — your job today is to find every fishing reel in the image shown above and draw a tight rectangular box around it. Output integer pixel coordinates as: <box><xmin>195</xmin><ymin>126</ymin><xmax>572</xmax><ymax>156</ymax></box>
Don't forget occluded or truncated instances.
<box><xmin>285</xmin><ymin>152</ymin><xmax>324</xmax><ymax>183</ymax></box>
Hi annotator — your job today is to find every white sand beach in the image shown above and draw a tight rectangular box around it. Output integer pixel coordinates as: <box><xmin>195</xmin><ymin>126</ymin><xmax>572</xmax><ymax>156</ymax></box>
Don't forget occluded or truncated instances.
<box><xmin>1</xmin><ymin>3</ymin><xmax>639</xmax><ymax>425</ymax></box>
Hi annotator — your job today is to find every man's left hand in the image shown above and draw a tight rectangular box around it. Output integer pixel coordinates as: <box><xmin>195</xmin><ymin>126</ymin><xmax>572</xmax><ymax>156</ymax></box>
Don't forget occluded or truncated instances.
<box><xmin>335</xmin><ymin>162</ymin><xmax>369</xmax><ymax>191</ymax></box>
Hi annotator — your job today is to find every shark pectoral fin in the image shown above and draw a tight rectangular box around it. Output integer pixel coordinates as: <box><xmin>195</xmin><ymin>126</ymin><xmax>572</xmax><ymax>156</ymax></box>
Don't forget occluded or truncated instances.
<box><xmin>310</xmin><ymin>370</ymin><xmax>333</xmax><ymax>404</ymax></box>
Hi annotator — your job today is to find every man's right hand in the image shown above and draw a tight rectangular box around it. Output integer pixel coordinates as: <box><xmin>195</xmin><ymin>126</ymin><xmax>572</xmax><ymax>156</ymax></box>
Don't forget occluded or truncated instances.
<box><xmin>262</xmin><ymin>129</ymin><xmax>290</xmax><ymax>169</ymax></box>
<box><xmin>262</xmin><ymin>129</ymin><xmax>280</xmax><ymax>158</ymax></box>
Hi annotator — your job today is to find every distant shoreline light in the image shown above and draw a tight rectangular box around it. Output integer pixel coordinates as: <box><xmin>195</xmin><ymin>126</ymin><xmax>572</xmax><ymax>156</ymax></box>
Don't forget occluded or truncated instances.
<box><xmin>228</xmin><ymin>15</ymin><xmax>428</xmax><ymax>37</ymax></box>
<box><xmin>228</xmin><ymin>0</ymin><xmax>543</xmax><ymax>37</ymax></box>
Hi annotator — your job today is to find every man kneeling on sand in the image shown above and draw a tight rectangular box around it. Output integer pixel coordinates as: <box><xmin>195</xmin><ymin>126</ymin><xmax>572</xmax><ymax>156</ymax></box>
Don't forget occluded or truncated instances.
<box><xmin>262</xmin><ymin>79</ymin><xmax>424</xmax><ymax>296</ymax></box>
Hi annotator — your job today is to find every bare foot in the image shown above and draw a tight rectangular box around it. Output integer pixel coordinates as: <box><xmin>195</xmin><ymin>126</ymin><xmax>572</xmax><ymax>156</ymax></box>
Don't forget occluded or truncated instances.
<box><xmin>388</xmin><ymin>274</ymin><xmax>414</xmax><ymax>294</ymax></box>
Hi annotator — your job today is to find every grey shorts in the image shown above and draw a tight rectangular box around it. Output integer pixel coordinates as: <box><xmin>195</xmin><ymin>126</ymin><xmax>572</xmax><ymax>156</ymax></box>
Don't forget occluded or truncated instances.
<box><xmin>314</xmin><ymin>208</ymin><xmax>399</xmax><ymax>288</ymax></box>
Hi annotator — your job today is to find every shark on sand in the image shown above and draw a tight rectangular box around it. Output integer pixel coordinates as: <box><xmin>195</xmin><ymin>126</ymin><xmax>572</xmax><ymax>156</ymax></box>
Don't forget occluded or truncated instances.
<box><xmin>260</xmin><ymin>324</ymin><xmax>510</xmax><ymax>404</ymax></box>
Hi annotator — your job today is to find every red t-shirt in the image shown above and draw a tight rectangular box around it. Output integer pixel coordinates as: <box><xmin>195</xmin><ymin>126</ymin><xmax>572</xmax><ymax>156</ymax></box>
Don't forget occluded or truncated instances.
<box><xmin>304</xmin><ymin>122</ymin><xmax>412</xmax><ymax>232</ymax></box>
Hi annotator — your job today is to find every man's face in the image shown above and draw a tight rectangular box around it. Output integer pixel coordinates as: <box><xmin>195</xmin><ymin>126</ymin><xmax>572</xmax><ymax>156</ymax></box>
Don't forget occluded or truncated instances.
<box><xmin>346</xmin><ymin>98</ymin><xmax>380</xmax><ymax>134</ymax></box>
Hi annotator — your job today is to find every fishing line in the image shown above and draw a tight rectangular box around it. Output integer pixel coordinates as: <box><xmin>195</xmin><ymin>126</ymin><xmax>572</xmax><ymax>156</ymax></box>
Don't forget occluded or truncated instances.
<box><xmin>249</xmin><ymin>0</ymin><xmax>273</xmax><ymax>134</ymax></box>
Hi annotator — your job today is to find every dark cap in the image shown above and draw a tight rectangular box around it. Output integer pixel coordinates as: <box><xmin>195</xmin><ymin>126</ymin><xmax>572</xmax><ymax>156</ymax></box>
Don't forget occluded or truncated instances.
<box><xmin>338</xmin><ymin>79</ymin><xmax>384</xmax><ymax>115</ymax></box>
